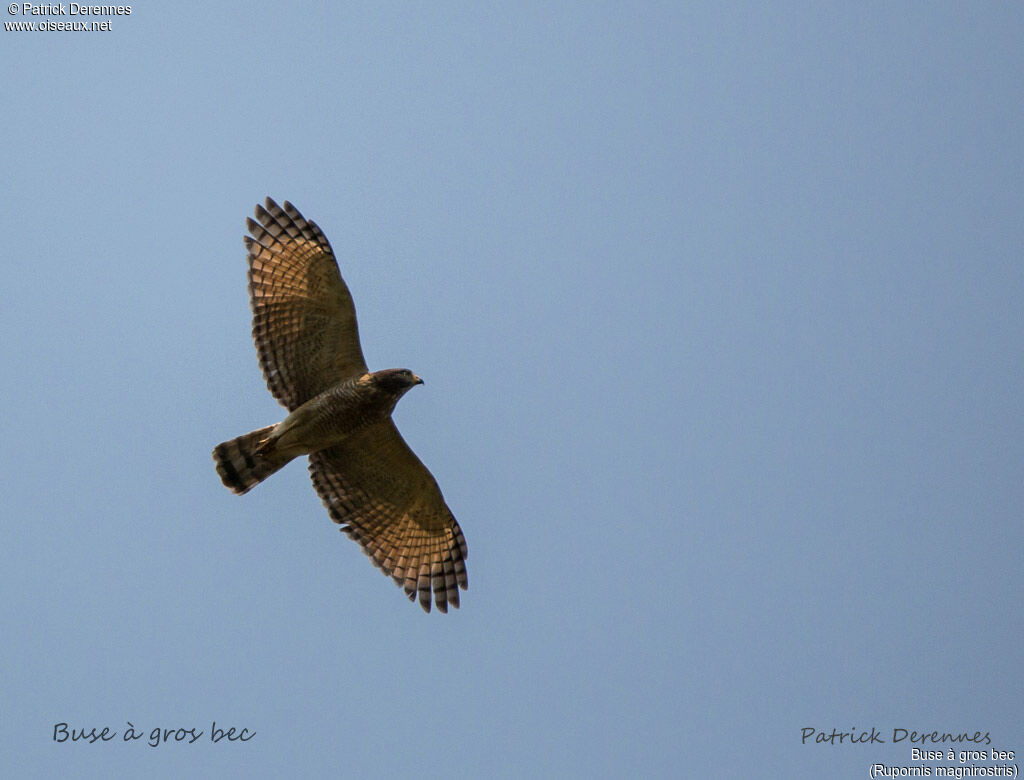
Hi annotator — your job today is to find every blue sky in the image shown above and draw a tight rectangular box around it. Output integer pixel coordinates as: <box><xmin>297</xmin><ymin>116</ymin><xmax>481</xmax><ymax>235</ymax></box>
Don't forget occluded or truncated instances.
<box><xmin>2</xmin><ymin>3</ymin><xmax>1021</xmax><ymax>778</ymax></box>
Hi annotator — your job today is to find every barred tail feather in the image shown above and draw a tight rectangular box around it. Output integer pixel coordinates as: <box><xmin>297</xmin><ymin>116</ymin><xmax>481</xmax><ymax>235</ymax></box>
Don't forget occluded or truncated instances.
<box><xmin>213</xmin><ymin>425</ymin><xmax>291</xmax><ymax>494</ymax></box>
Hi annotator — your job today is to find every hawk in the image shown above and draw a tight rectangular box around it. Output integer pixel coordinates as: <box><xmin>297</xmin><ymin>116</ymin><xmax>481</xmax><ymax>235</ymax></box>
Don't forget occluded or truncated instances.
<box><xmin>213</xmin><ymin>198</ymin><xmax>468</xmax><ymax>613</ymax></box>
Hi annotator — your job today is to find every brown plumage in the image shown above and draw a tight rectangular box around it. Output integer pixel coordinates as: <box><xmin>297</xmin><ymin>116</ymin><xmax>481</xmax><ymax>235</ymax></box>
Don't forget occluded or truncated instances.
<box><xmin>213</xmin><ymin>198</ymin><xmax>467</xmax><ymax>613</ymax></box>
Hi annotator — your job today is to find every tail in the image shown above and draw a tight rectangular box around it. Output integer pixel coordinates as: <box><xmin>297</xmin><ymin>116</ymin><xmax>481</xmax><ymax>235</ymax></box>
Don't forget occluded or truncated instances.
<box><xmin>213</xmin><ymin>424</ymin><xmax>292</xmax><ymax>494</ymax></box>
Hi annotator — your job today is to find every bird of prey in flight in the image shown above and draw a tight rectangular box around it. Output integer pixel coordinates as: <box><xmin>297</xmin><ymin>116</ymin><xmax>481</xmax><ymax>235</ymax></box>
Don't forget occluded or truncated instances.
<box><xmin>213</xmin><ymin>198</ymin><xmax>468</xmax><ymax>613</ymax></box>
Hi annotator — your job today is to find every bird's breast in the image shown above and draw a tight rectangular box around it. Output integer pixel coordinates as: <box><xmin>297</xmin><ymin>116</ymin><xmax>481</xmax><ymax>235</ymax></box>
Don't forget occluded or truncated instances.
<box><xmin>272</xmin><ymin>381</ymin><xmax>394</xmax><ymax>456</ymax></box>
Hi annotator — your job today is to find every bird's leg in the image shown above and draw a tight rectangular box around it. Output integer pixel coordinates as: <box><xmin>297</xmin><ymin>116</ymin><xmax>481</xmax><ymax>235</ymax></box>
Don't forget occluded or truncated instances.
<box><xmin>254</xmin><ymin>434</ymin><xmax>277</xmax><ymax>455</ymax></box>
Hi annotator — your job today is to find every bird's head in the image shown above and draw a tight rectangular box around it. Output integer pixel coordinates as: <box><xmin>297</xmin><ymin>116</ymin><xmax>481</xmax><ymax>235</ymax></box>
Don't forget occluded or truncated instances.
<box><xmin>373</xmin><ymin>368</ymin><xmax>424</xmax><ymax>397</ymax></box>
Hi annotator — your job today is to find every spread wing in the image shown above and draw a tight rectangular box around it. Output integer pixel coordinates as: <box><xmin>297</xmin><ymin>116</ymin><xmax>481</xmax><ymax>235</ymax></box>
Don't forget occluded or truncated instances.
<box><xmin>308</xmin><ymin>421</ymin><xmax>469</xmax><ymax>613</ymax></box>
<box><xmin>244</xmin><ymin>198</ymin><xmax>368</xmax><ymax>411</ymax></box>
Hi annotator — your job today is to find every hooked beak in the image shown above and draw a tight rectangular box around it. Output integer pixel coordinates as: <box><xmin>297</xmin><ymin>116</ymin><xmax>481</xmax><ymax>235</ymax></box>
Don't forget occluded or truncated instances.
<box><xmin>413</xmin><ymin>374</ymin><xmax>424</xmax><ymax>385</ymax></box>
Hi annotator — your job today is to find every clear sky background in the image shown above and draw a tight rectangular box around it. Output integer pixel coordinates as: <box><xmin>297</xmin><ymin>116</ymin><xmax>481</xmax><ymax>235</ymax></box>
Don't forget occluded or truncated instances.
<box><xmin>2</xmin><ymin>3</ymin><xmax>1021</xmax><ymax>778</ymax></box>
